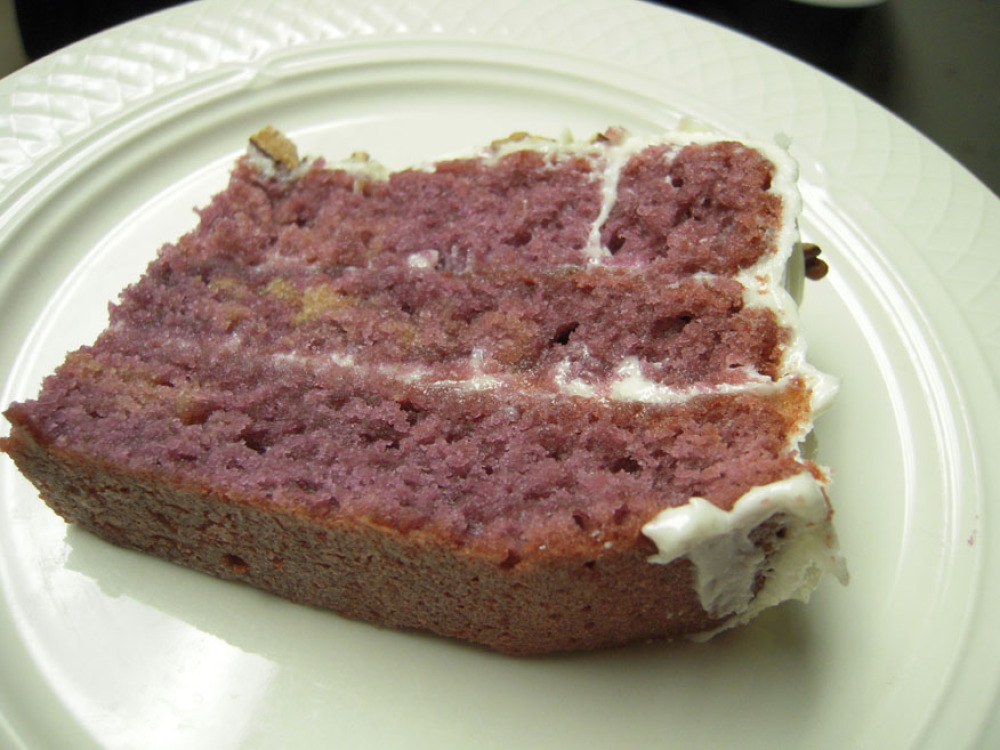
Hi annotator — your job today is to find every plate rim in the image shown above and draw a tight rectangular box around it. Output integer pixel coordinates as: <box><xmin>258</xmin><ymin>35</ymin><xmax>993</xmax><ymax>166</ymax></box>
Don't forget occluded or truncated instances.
<box><xmin>1</xmin><ymin>1</ymin><xmax>998</xmax><ymax>748</ymax></box>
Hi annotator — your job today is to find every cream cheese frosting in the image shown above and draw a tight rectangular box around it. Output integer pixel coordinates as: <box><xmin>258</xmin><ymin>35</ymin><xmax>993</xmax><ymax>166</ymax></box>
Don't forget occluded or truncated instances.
<box><xmin>642</xmin><ymin>473</ymin><xmax>848</xmax><ymax>627</ymax></box>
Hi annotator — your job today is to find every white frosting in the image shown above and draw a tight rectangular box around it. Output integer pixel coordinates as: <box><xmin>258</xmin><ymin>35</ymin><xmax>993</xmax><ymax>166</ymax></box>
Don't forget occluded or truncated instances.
<box><xmin>643</xmin><ymin>473</ymin><xmax>848</xmax><ymax>623</ymax></box>
<box><xmin>583</xmin><ymin>140</ymin><xmax>638</xmax><ymax>261</ymax></box>
<box><xmin>407</xmin><ymin>249</ymin><xmax>440</xmax><ymax>269</ymax></box>
<box><xmin>607</xmin><ymin>356</ymin><xmax>778</xmax><ymax>404</ymax></box>
<box><xmin>329</xmin><ymin>352</ymin><xmax>356</xmax><ymax>368</ymax></box>
<box><xmin>552</xmin><ymin>358</ymin><xmax>600</xmax><ymax>398</ymax></box>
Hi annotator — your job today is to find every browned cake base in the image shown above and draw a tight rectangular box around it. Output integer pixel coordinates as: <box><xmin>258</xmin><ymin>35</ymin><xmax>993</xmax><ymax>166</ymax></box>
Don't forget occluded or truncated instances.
<box><xmin>4</xmin><ymin>422</ymin><xmax>733</xmax><ymax>655</ymax></box>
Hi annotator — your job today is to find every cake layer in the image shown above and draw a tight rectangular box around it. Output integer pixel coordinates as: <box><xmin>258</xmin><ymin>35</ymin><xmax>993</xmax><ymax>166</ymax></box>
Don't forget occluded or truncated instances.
<box><xmin>5</xmin><ymin>348</ymin><xmax>813</xmax><ymax>558</ymax></box>
<box><xmin>107</xmin><ymin>255</ymin><xmax>787</xmax><ymax>391</ymax></box>
<box><xmin>202</xmin><ymin>132</ymin><xmax>782</xmax><ymax>275</ymax></box>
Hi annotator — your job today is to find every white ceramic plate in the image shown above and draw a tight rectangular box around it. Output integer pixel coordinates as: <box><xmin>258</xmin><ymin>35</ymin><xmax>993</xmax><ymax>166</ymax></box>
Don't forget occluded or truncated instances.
<box><xmin>2</xmin><ymin>1</ymin><xmax>998</xmax><ymax>748</ymax></box>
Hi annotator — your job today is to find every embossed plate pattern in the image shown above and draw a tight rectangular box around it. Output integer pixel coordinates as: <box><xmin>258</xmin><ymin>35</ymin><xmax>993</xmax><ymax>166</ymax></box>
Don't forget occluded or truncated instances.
<box><xmin>1</xmin><ymin>1</ymin><xmax>998</xmax><ymax>748</ymax></box>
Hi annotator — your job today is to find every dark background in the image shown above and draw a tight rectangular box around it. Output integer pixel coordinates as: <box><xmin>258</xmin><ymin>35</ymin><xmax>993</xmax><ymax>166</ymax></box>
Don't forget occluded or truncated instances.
<box><xmin>7</xmin><ymin>0</ymin><xmax>1000</xmax><ymax>196</ymax></box>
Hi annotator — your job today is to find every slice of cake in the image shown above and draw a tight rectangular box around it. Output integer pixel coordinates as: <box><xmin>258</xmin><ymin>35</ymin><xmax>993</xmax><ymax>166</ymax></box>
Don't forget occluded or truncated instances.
<box><xmin>1</xmin><ymin>126</ymin><xmax>846</xmax><ymax>654</ymax></box>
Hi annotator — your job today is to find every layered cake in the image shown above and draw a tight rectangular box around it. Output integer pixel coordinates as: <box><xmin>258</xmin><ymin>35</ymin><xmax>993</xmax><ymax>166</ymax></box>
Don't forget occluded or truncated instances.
<box><xmin>1</xmin><ymin>126</ymin><xmax>846</xmax><ymax>654</ymax></box>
